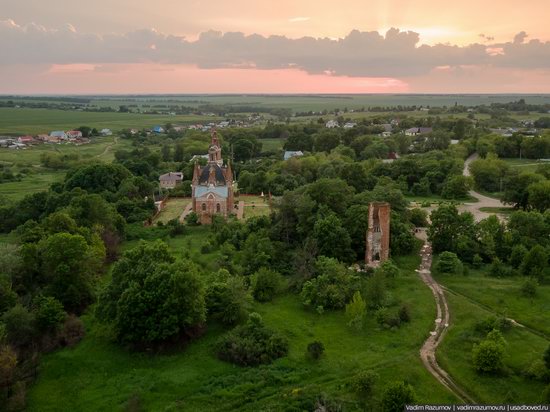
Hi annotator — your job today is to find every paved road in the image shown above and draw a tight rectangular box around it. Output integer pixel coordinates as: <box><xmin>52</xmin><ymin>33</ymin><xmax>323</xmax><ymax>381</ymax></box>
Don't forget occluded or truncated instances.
<box><xmin>459</xmin><ymin>153</ymin><xmax>508</xmax><ymax>221</ymax></box>
<box><xmin>415</xmin><ymin>231</ymin><xmax>475</xmax><ymax>403</ymax></box>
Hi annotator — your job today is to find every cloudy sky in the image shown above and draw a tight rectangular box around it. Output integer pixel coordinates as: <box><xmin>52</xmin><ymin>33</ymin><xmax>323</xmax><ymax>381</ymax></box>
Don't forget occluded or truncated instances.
<box><xmin>1</xmin><ymin>0</ymin><xmax>550</xmax><ymax>93</ymax></box>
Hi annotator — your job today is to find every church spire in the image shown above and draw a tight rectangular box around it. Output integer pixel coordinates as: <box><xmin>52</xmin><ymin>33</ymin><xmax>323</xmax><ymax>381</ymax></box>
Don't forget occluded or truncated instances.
<box><xmin>208</xmin><ymin>129</ymin><xmax>223</xmax><ymax>165</ymax></box>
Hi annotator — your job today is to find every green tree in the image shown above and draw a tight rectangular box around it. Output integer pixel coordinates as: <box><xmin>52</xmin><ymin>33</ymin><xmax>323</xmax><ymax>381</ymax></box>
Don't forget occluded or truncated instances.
<box><xmin>472</xmin><ymin>330</ymin><xmax>506</xmax><ymax>374</ymax></box>
<box><xmin>520</xmin><ymin>245</ymin><xmax>548</xmax><ymax>280</ymax></box>
<box><xmin>502</xmin><ymin>171</ymin><xmax>543</xmax><ymax>210</ymax></box>
<box><xmin>382</xmin><ymin>381</ymin><xmax>417</xmax><ymax>412</ymax></box>
<box><xmin>33</xmin><ymin>296</ymin><xmax>66</xmax><ymax>332</ymax></box>
<box><xmin>351</xmin><ymin>370</ymin><xmax>378</xmax><ymax>399</ymax></box>
<box><xmin>441</xmin><ymin>175</ymin><xmax>472</xmax><ymax>199</ymax></box>
<box><xmin>435</xmin><ymin>252</ymin><xmax>462</xmax><ymax>274</ymax></box>
<box><xmin>251</xmin><ymin>268</ymin><xmax>283</xmax><ymax>302</ymax></box>
<box><xmin>161</xmin><ymin>144</ymin><xmax>172</xmax><ymax>161</ymax></box>
<box><xmin>312</xmin><ymin>213</ymin><xmax>354</xmax><ymax>263</ymax></box>
<box><xmin>39</xmin><ymin>232</ymin><xmax>104</xmax><ymax>312</ymax></box>
<box><xmin>98</xmin><ymin>241</ymin><xmax>206</xmax><ymax>346</ymax></box>
<box><xmin>2</xmin><ymin>304</ymin><xmax>36</xmax><ymax>347</ymax></box>
<box><xmin>345</xmin><ymin>291</ymin><xmax>367</xmax><ymax>331</ymax></box>
<box><xmin>528</xmin><ymin>180</ymin><xmax>550</xmax><ymax>212</ymax></box>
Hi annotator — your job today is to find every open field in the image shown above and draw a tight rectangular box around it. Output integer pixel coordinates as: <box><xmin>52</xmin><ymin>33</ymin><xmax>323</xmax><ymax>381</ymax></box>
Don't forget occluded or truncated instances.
<box><xmin>0</xmin><ymin>108</ymin><xmax>221</xmax><ymax>135</ymax></box>
<box><xmin>0</xmin><ymin>136</ymin><xmax>132</xmax><ymax>200</ymax></box>
<box><xmin>502</xmin><ymin>158</ymin><xmax>545</xmax><ymax>173</ymax></box>
<box><xmin>259</xmin><ymin>137</ymin><xmax>286</xmax><ymax>152</ymax></box>
<box><xmin>438</xmin><ymin>291</ymin><xmax>548</xmax><ymax>403</ymax></box>
<box><xmin>435</xmin><ymin>268</ymin><xmax>550</xmax><ymax>337</ymax></box>
<box><xmin>27</xmin><ymin>233</ymin><xmax>458</xmax><ymax>411</ymax></box>
<box><xmin>8</xmin><ymin>94</ymin><xmax>549</xmax><ymax>111</ymax></box>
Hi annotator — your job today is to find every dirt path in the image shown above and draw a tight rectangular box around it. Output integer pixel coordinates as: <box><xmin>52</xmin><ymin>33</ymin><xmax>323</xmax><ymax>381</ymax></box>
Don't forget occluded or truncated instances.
<box><xmin>178</xmin><ymin>203</ymin><xmax>193</xmax><ymax>223</ymax></box>
<box><xmin>95</xmin><ymin>136</ymin><xmax>119</xmax><ymax>159</ymax></box>
<box><xmin>415</xmin><ymin>232</ymin><xmax>475</xmax><ymax>403</ymax></box>
<box><xmin>459</xmin><ymin>153</ymin><xmax>508</xmax><ymax>221</ymax></box>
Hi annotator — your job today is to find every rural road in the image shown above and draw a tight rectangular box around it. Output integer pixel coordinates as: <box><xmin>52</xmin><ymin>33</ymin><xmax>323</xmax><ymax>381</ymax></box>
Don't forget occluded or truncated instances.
<box><xmin>415</xmin><ymin>230</ymin><xmax>475</xmax><ymax>403</ymax></box>
<box><xmin>459</xmin><ymin>153</ymin><xmax>507</xmax><ymax>221</ymax></box>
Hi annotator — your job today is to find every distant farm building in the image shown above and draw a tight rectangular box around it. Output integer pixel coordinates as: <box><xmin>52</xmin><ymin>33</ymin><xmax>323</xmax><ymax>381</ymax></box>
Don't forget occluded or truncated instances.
<box><xmin>325</xmin><ymin>120</ymin><xmax>339</xmax><ymax>128</ymax></box>
<box><xmin>66</xmin><ymin>130</ymin><xmax>83</xmax><ymax>139</ymax></box>
<box><xmin>405</xmin><ymin>127</ymin><xmax>433</xmax><ymax>136</ymax></box>
<box><xmin>49</xmin><ymin>131</ymin><xmax>67</xmax><ymax>139</ymax></box>
<box><xmin>152</xmin><ymin>126</ymin><xmax>165</xmax><ymax>134</ymax></box>
<box><xmin>100</xmin><ymin>128</ymin><xmax>113</xmax><ymax>136</ymax></box>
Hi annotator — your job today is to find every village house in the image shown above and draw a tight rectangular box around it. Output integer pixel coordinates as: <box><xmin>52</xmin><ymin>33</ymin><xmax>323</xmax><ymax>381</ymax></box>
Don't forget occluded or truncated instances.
<box><xmin>100</xmin><ymin>128</ymin><xmax>113</xmax><ymax>136</ymax></box>
<box><xmin>343</xmin><ymin>122</ymin><xmax>357</xmax><ymax>129</ymax></box>
<box><xmin>17</xmin><ymin>136</ymin><xmax>34</xmax><ymax>145</ymax></box>
<box><xmin>191</xmin><ymin>130</ymin><xmax>235</xmax><ymax>224</ymax></box>
<box><xmin>283</xmin><ymin>150</ymin><xmax>304</xmax><ymax>161</ymax></box>
<box><xmin>66</xmin><ymin>130</ymin><xmax>83</xmax><ymax>139</ymax></box>
<box><xmin>152</xmin><ymin>125</ymin><xmax>165</xmax><ymax>134</ymax></box>
<box><xmin>325</xmin><ymin>120</ymin><xmax>339</xmax><ymax>128</ymax></box>
<box><xmin>49</xmin><ymin>130</ymin><xmax>67</xmax><ymax>140</ymax></box>
<box><xmin>405</xmin><ymin>127</ymin><xmax>433</xmax><ymax>136</ymax></box>
<box><xmin>159</xmin><ymin>172</ymin><xmax>184</xmax><ymax>189</ymax></box>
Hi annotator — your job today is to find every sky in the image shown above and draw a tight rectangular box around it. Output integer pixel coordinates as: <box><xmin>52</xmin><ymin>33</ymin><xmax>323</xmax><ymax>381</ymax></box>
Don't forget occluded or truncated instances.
<box><xmin>1</xmin><ymin>0</ymin><xmax>550</xmax><ymax>94</ymax></box>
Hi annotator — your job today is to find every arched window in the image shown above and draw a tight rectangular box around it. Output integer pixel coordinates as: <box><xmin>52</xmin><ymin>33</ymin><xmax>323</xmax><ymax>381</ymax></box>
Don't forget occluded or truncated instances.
<box><xmin>216</xmin><ymin>203</ymin><xmax>221</xmax><ymax>213</ymax></box>
<box><xmin>201</xmin><ymin>203</ymin><xmax>206</xmax><ymax>211</ymax></box>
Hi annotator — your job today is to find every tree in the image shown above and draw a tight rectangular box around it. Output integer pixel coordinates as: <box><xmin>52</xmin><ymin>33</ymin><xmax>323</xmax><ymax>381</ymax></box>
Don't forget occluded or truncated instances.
<box><xmin>251</xmin><ymin>268</ymin><xmax>283</xmax><ymax>302</ymax></box>
<box><xmin>98</xmin><ymin>241</ymin><xmax>206</xmax><ymax>346</ymax></box>
<box><xmin>528</xmin><ymin>180</ymin><xmax>550</xmax><ymax>212</ymax></box>
<box><xmin>33</xmin><ymin>296</ymin><xmax>66</xmax><ymax>332</ymax></box>
<box><xmin>408</xmin><ymin>208</ymin><xmax>428</xmax><ymax>227</ymax></box>
<box><xmin>520</xmin><ymin>245</ymin><xmax>548</xmax><ymax>280</ymax></box>
<box><xmin>39</xmin><ymin>232</ymin><xmax>103</xmax><ymax>312</ymax></box>
<box><xmin>441</xmin><ymin>175</ymin><xmax>471</xmax><ymax>199</ymax></box>
<box><xmin>543</xmin><ymin>344</ymin><xmax>550</xmax><ymax>371</ymax></box>
<box><xmin>2</xmin><ymin>304</ymin><xmax>36</xmax><ymax>347</ymax></box>
<box><xmin>161</xmin><ymin>144</ymin><xmax>172</xmax><ymax>161</ymax></box>
<box><xmin>345</xmin><ymin>291</ymin><xmax>367</xmax><ymax>331</ymax></box>
<box><xmin>502</xmin><ymin>171</ymin><xmax>543</xmax><ymax>210</ymax></box>
<box><xmin>173</xmin><ymin>143</ymin><xmax>184</xmax><ymax>162</ymax></box>
<box><xmin>312</xmin><ymin>213</ymin><xmax>354</xmax><ymax>263</ymax></box>
<box><xmin>428</xmin><ymin>204</ymin><xmax>477</xmax><ymax>258</ymax></box>
<box><xmin>382</xmin><ymin>381</ymin><xmax>417</xmax><ymax>412</ymax></box>
<box><xmin>206</xmin><ymin>272</ymin><xmax>251</xmax><ymax>325</ymax></box>
<box><xmin>364</xmin><ymin>270</ymin><xmax>387</xmax><ymax>309</ymax></box>
<box><xmin>0</xmin><ymin>345</ymin><xmax>17</xmax><ymax>389</ymax></box>
<box><xmin>509</xmin><ymin>244</ymin><xmax>528</xmax><ymax>268</ymax></box>
<box><xmin>64</xmin><ymin>163</ymin><xmax>131</xmax><ymax>194</ymax></box>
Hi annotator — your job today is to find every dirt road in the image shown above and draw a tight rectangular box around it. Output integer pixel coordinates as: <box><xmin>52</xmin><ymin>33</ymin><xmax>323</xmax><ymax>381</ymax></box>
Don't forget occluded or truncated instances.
<box><xmin>415</xmin><ymin>231</ymin><xmax>475</xmax><ymax>403</ymax></box>
<box><xmin>459</xmin><ymin>153</ymin><xmax>507</xmax><ymax>221</ymax></box>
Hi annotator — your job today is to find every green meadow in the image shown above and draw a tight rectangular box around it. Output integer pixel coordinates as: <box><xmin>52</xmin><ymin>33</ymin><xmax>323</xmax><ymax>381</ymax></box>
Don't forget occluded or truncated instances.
<box><xmin>26</xmin><ymin>231</ymin><xmax>458</xmax><ymax>411</ymax></box>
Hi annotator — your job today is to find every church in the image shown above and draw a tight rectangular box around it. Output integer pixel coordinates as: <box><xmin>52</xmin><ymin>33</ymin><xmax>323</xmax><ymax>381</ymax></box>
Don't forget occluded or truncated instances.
<box><xmin>191</xmin><ymin>130</ymin><xmax>235</xmax><ymax>224</ymax></box>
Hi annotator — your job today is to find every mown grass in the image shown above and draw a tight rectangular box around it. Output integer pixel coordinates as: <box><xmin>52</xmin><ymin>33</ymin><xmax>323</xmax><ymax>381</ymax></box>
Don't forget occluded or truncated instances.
<box><xmin>153</xmin><ymin>198</ymin><xmax>192</xmax><ymax>224</ymax></box>
<box><xmin>27</xmin><ymin>235</ymin><xmax>459</xmax><ymax>411</ymax></box>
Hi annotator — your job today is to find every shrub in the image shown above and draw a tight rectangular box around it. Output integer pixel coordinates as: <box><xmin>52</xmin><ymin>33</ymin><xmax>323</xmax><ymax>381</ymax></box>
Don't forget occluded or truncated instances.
<box><xmin>520</xmin><ymin>245</ymin><xmax>548</xmax><ymax>280</ymax></box>
<box><xmin>375</xmin><ymin>308</ymin><xmax>401</xmax><ymax>329</ymax></box>
<box><xmin>345</xmin><ymin>291</ymin><xmax>367</xmax><ymax>331</ymax></box>
<box><xmin>306</xmin><ymin>341</ymin><xmax>325</xmax><ymax>360</ymax></box>
<box><xmin>60</xmin><ymin>315</ymin><xmax>85</xmax><ymax>347</ymax></box>
<box><xmin>216</xmin><ymin>313</ymin><xmax>289</xmax><ymax>366</ymax></box>
<box><xmin>351</xmin><ymin>370</ymin><xmax>378</xmax><ymax>398</ymax></box>
<box><xmin>378</xmin><ymin>260</ymin><xmax>400</xmax><ymax>279</ymax></box>
<box><xmin>206</xmin><ymin>272</ymin><xmax>251</xmax><ymax>325</ymax></box>
<box><xmin>200</xmin><ymin>241</ymin><xmax>213</xmax><ymax>254</ymax></box>
<box><xmin>435</xmin><ymin>252</ymin><xmax>462</xmax><ymax>274</ymax></box>
<box><xmin>382</xmin><ymin>381</ymin><xmax>417</xmax><ymax>412</ymax></box>
<box><xmin>509</xmin><ymin>244</ymin><xmax>528</xmax><ymax>269</ymax></box>
<box><xmin>251</xmin><ymin>268</ymin><xmax>283</xmax><ymax>302</ymax></box>
<box><xmin>364</xmin><ymin>270</ymin><xmax>387</xmax><ymax>310</ymax></box>
<box><xmin>472</xmin><ymin>254</ymin><xmax>483</xmax><ymax>268</ymax></box>
<box><xmin>398</xmin><ymin>304</ymin><xmax>411</xmax><ymax>323</ymax></box>
<box><xmin>524</xmin><ymin>359</ymin><xmax>549</xmax><ymax>381</ymax></box>
<box><xmin>488</xmin><ymin>258</ymin><xmax>510</xmax><ymax>278</ymax></box>
<box><xmin>472</xmin><ymin>330</ymin><xmax>506</xmax><ymax>374</ymax></box>
<box><xmin>474</xmin><ymin>316</ymin><xmax>512</xmax><ymax>335</ymax></box>
<box><xmin>185</xmin><ymin>212</ymin><xmax>199</xmax><ymax>225</ymax></box>
<box><xmin>166</xmin><ymin>219</ymin><xmax>185</xmax><ymax>237</ymax></box>
<box><xmin>520</xmin><ymin>277</ymin><xmax>538</xmax><ymax>298</ymax></box>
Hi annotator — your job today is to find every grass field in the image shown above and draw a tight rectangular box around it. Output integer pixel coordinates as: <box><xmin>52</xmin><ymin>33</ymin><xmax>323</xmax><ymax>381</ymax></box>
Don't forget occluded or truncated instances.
<box><xmin>27</xmin><ymin>235</ymin><xmax>459</xmax><ymax>411</ymax></box>
<box><xmin>0</xmin><ymin>108</ymin><xmax>221</xmax><ymax>135</ymax></box>
<box><xmin>0</xmin><ymin>136</ymin><xmax>132</xmax><ymax>200</ymax></box>
<box><xmin>502</xmin><ymin>158</ymin><xmax>544</xmax><ymax>173</ymax></box>
<box><xmin>153</xmin><ymin>198</ymin><xmax>192</xmax><ymax>224</ymax></box>
<box><xmin>260</xmin><ymin>137</ymin><xmax>285</xmax><ymax>152</ymax></box>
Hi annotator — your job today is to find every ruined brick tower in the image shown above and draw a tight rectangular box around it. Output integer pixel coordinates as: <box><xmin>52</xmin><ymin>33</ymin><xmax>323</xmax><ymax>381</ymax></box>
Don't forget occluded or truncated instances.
<box><xmin>365</xmin><ymin>202</ymin><xmax>390</xmax><ymax>267</ymax></box>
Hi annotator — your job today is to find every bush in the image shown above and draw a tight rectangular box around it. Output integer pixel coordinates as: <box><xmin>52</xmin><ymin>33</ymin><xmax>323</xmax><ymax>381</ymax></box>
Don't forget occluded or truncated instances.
<box><xmin>472</xmin><ymin>330</ymin><xmax>506</xmax><ymax>374</ymax></box>
<box><xmin>351</xmin><ymin>370</ymin><xmax>378</xmax><ymax>398</ymax></box>
<box><xmin>488</xmin><ymin>258</ymin><xmax>511</xmax><ymax>278</ymax></box>
<box><xmin>377</xmin><ymin>260</ymin><xmax>400</xmax><ymax>279</ymax></box>
<box><xmin>398</xmin><ymin>304</ymin><xmax>411</xmax><ymax>323</ymax></box>
<box><xmin>206</xmin><ymin>271</ymin><xmax>251</xmax><ymax>325</ymax></box>
<box><xmin>472</xmin><ymin>254</ymin><xmax>483</xmax><ymax>268</ymax></box>
<box><xmin>520</xmin><ymin>277</ymin><xmax>538</xmax><ymax>298</ymax></box>
<box><xmin>306</xmin><ymin>341</ymin><xmax>325</xmax><ymax>360</ymax></box>
<box><xmin>251</xmin><ymin>268</ymin><xmax>283</xmax><ymax>302</ymax></box>
<box><xmin>375</xmin><ymin>308</ymin><xmax>401</xmax><ymax>329</ymax></box>
<box><xmin>166</xmin><ymin>219</ymin><xmax>185</xmax><ymax>237</ymax></box>
<box><xmin>524</xmin><ymin>359</ymin><xmax>549</xmax><ymax>381</ymax></box>
<box><xmin>59</xmin><ymin>315</ymin><xmax>85</xmax><ymax>347</ymax></box>
<box><xmin>474</xmin><ymin>316</ymin><xmax>512</xmax><ymax>335</ymax></box>
<box><xmin>435</xmin><ymin>252</ymin><xmax>463</xmax><ymax>274</ymax></box>
<box><xmin>382</xmin><ymin>381</ymin><xmax>417</xmax><ymax>412</ymax></box>
<box><xmin>216</xmin><ymin>313</ymin><xmax>289</xmax><ymax>366</ymax></box>
<box><xmin>185</xmin><ymin>212</ymin><xmax>200</xmax><ymax>225</ymax></box>
<box><xmin>509</xmin><ymin>244</ymin><xmax>528</xmax><ymax>269</ymax></box>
